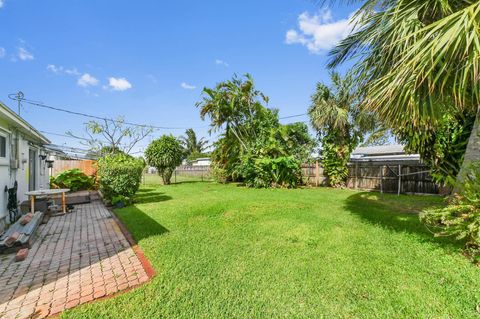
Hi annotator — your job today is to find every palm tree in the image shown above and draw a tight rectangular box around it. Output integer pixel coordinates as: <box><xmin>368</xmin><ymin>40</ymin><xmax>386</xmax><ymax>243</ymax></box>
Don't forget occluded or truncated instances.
<box><xmin>180</xmin><ymin>128</ymin><xmax>207</xmax><ymax>156</ymax></box>
<box><xmin>196</xmin><ymin>74</ymin><xmax>269</xmax><ymax>150</ymax></box>
<box><xmin>328</xmin><ymin>0</ymin><xmax>480</xmax><ymax>186</ymax></box>
<box><xmin>309</xmin><ymin>71</ymin><xmax>383</xmax><ymax>186</ymax></box>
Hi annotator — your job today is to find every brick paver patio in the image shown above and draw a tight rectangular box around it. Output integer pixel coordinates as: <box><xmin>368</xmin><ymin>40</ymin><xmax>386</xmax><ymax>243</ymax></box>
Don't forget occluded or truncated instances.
<box><xmin>0</xmin><ymin>200</ymin><xmax>151</xmax><ymax>318</ymax></box>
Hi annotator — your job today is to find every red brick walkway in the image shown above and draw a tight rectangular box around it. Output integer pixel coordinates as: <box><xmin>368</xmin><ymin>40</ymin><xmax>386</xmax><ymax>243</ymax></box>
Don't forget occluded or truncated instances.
<box><xmin>0</xmin><ymin>201</ymin><xmax>151</xmax><ymax>318</ymax></box>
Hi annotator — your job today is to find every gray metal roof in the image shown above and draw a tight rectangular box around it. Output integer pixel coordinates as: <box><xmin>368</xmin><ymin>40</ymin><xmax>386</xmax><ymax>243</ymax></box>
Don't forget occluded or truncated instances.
<box><xmin>352</xmin><ymin>144</ymin><xmax>406</xmax><ymax>156</ymax></box>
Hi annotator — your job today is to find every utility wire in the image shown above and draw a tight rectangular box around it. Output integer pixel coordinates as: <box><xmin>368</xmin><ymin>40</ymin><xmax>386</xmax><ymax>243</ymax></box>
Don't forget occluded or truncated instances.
<box><xmin>279</xmin><ymin>113</ymin><xmax>308</xmax><ymax>119</ymax></box>
<box><xmin>8</xmin><ymin>96</ymin><xmax>208</xmax><ymax>130</ymax></box>
<box><xmin>9</xmin><ymin>94</ymin><xmax>308</xmax><ymax>129</ymax></box>
<box><xmin>40</xmin><ymin>130</ymin><xmax>90</xmax><ymax>141</ymax></box>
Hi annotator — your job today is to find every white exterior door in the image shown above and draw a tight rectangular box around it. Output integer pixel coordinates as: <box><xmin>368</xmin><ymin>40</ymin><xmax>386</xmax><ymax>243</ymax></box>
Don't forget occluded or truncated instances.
<box><xmin>29</xmin><ymin>148</ymin><xmax>37</xmax><ymax>191</ymax></box>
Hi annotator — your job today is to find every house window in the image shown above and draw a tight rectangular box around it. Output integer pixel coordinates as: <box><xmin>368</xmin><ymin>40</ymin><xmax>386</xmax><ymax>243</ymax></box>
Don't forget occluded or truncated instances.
<box><xmin>0</xmin><ymin>135</ymin><xmax>6</xmax><ymax>158</ymax></box>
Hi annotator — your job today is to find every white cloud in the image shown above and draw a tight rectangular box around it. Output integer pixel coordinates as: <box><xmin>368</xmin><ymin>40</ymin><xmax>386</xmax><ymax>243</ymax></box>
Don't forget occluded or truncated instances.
<box><xmin>77</xmin><ymin>73</ymin><xmax>99</xmax><ymax>87</ymax></box>
<box><xmin>18</xmin><ymin>47</ymin><xmax>34</xmax><ymax>60</ymax></box>
<box><xmin>285</xmin><ymin>8</ymin><xmax>354</xmax><ymax>54</ymax></box>
<box><xmin>64</xmin><ymin>68</ymin><xmax>80</xmax><ymax>76</ymax></box>
<box><xmin>108</xmin><ymin>77</ymin><xmax>132</xmax><ymax>91</ymax></box>
<box><xmin>47</xmin><ymin>64</ymin><xmax>62</xmax><ymax>74</ymax></box>
<box><xmin>47</xmin><ymin>64</ymin><xmax>80</xmax><ymax>76</ymax></box>
<box><xmin>180</xmin><ymin>82</ymin><xmax>196</xmax><ymax>90</ymax></box>
<box><xmin>215</xmin><ymin>59</ymin><xmax>229</xmax><ymax>67</ymax></box>
<box><xmin>0</xmin><ymin>47</ymin><xmax>5</xmax><ymax>58</ymax></box>
<box><xmin>0</xmin><ymin>1</ymin><xmax>4</xmax><ymax>8</ymax></box>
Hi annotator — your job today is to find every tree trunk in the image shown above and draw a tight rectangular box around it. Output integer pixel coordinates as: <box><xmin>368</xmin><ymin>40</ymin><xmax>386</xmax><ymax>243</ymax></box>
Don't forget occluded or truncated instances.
<box><xmin>455</xmin><ymin>107</ymin><xmax>480</xmax><ymax>192</ymax></box>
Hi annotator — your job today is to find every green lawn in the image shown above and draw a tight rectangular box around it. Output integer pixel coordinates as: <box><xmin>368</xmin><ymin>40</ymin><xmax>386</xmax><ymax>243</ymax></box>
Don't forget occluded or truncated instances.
<box><xmin>63</xmin><ymin>182</ymin><xmax>480</xmax><ymax>318</ymax></box>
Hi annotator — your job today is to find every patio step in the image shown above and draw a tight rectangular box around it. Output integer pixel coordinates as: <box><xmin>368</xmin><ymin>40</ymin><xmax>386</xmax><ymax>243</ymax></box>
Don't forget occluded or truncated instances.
<box><xmin>0</xmin><ymin>211</ymin><xmax>43</xmax><ymax>253</ymax></box>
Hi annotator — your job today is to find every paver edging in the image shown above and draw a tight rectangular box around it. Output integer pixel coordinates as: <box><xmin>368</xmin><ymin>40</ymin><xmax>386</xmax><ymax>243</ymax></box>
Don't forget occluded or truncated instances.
<box><xmin>47</xmin><ymin>205</ymin><xmax>156</xmax><ymax>319</ymax></box>
<box><xmin>106</xmin><ymin>207</ymin><xmax>156</xmax><ymax>279</ymax></box>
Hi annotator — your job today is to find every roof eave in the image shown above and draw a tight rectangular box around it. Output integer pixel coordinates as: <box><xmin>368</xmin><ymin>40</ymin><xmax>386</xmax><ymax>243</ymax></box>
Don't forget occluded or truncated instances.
<box><xmin>0</xmin><ymin>101</ymin><xmax>50</xmax><ymax>145</ymax></box>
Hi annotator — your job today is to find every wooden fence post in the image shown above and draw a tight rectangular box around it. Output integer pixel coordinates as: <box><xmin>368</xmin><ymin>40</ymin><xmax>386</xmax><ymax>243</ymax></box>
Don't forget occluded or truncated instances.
<box><xmin>315</xmin><ymin>161</ymin><xmax>319</xmax><ymax>187</ymax></box>
<box><xmin>354</xmin><ymin>162</ymin><xmax>358</xmax><ymax>189</ymax></box>
<box><xmin>380</xmin><ymin>165</ymin><xmax>384</xmax><ymax>194</ymax></box>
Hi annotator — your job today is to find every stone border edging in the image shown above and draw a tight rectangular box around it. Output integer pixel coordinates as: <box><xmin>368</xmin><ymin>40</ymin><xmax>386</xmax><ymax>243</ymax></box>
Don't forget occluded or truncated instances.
<box><xmin>107</xmin><ymin>208</ymin><xmax>156</xmax><ymax>279</ymax></box>
<box><xmin>48</xmin><ymin>205</ymin><xmax>156</xmax><ymax>318</ymax></box>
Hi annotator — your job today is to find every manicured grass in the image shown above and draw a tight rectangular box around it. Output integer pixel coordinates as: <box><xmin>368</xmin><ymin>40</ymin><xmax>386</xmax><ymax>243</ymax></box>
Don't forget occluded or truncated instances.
<box><xmin>63</xmin><ymin>183</ymin><xmax>480</xmax><ymax>318</ymax></box>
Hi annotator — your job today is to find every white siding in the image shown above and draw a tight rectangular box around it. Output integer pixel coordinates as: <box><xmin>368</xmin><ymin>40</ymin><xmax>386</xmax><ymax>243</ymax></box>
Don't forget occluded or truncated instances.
<box><xmin>0</xmin><ymin>128</ymin><xmax>50</xmax><ymax>232</ymax></box>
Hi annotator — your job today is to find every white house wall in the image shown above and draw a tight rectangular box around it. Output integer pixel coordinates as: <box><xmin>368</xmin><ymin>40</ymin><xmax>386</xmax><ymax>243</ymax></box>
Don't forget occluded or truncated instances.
<box><xmin>0</xmin><ymin>127</ymin><xmax>49</xmax><ymax>232</ymax></box>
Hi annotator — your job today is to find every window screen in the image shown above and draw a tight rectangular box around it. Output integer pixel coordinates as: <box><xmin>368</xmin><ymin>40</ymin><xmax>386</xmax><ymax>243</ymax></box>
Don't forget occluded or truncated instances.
<box><xmin>0</xmin><ymin>136</ymin><xmax>6</xmax><ymax>158</ymax></box>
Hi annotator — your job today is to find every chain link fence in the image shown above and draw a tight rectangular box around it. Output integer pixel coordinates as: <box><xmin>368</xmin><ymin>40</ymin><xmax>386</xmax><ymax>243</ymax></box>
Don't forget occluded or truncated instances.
<box><xmin>143</xmin><ymin>165</ymin><xmax>212</xmax><ymax>185</ymax></box>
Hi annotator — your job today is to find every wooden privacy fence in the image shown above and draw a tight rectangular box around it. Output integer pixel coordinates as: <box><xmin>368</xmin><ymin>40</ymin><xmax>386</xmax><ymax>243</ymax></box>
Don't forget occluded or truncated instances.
<box><xmin>149</xmin><ymin>162</ymin><xmax>440</xmax><ymax>194</ymax></box>
<box><xmin>347</xmin><ymin>162</ymin><xmax>439</xmax><ymax>194</ymax></box>
<box><xmin>172</xmin><ymin>163</ymin><xmax>327</xmax><ymax>186</ymax></box>
<box><xmin>51</xmin><ymin>160</ymin><xmax>97</xmax><ymax>177</ymax></box>
<box><xmin>302</xmin><ymin>162</ymin><xmax>326</xmax><ymax>186</ymax></box>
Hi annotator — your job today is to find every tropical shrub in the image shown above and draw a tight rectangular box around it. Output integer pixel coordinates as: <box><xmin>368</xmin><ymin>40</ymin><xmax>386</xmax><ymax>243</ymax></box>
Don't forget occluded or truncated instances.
<box><xmin>328</xmin><ymin>0</ymin><xmax>480</xmax><ymax>193</ymax></box>
<box><xmin>320</xmin><ymin>136</ymin><xmax>352</xmax><ymax>188</ymax></box>
<box><xmin>420</xmin><ymin>163</ymin><xmax>480</xmax><ymax>262</ymax></box>
<box><xmin>210</xmin><ymin>162</ymin><xmax>228</xmax><ymax>184</ymax></box>
<box><xmin>51</xmin><ymin>169</ymin><xmax>94</xmax><ymax>191</ymax></box>
<box><xmin>395</xmin><ymin>111</ymin><xmax>475</xmax><ymax>188</ymax></box>
<box><xmin>309</xmin><ymin>72</ymin><xmax>385</xmax><ymax>188</ymax></box>
<box><xmin>111</xmin><ymin>194</ymin><xmax>131</xmax><ymax>208</ymax></box>
<box><xmin>236</xmin><ymin>155</ymin><xmax>302</xmax><ymax>188</ymax></box>
<box><xmin>97</xmin><ymin>153</ymin><xmax>144</xmax><ymax>201</ymax></box>
<box><xmin>145</xmin><ymin>135</ymin><xmax>185</xmax><ymax>185</ymax></box>
<box><xmin>197</xmin><ymin>74</ymin><xmax>315</xmax><ymax>187</ymax></box>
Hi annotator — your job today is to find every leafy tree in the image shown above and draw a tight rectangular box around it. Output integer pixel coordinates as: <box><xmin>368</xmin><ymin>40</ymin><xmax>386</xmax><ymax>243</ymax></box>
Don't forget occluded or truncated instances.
<box><xmin>197</xmin><ymin>74</ymin><xmax>274</xmax><ymax>181</ymax></box>
<box><xmin>328</xmin><ymin>0</ymin><xmax>480</xmax><ymax>189</ymax></box>
<box><xmin>197</xmin><ymin>74</ymin><xmax>314</xmax><ymax>187</ymax></box>
<box><xmin>180</xmin><ymin>128</ymin><xmax>208</xmax><ymax>156</ymax></box>
<box><xmin>145</xmin><ymin>135</ymin><xmax>185</xmax><ymax>185</ymax></box>
<box><xmin>309</xmin><ymin>72</ymin><xmax>384</xmax><ymax>187</ymax></box>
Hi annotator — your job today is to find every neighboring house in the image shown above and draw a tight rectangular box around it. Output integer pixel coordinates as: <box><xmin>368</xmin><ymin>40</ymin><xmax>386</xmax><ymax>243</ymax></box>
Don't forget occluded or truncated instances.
<box><xmin>0</xmin><ymin>102</ymin><xmax>52</xmax><ymax>232</ymax></box>
<box><xmin>350</xmin><ymin>145</ymin><xmax>421</xmax><ymax>164</ymax></box>
<box><xmin>191</xmin><ymin>157</ymin><xmax>211</xmax><ymax>166</ymax></box>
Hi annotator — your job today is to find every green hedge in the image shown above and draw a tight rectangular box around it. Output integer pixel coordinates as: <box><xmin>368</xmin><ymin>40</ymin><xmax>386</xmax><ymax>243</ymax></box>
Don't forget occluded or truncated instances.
<box><xmin>97</xmin><ymin>154</ymin><xmax>145</xmax><ymax>201</ymax></box>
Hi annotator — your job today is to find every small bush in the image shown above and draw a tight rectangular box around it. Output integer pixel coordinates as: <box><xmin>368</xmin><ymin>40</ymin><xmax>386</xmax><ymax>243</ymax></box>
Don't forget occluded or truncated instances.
<box><xmin>145</xmin><ymin>135</ymin><xmax>185</xmax><ymax>185</ymax></box>
<box><xmin>211</xmin><ymin>163</ymin><xmax>228</xmax><ymax>183</ymax></box>
<box><xmin>236</xmin><ymin>155</ymin><xmax>302</xmax><ymax>188</ymax></box>
<box><xmin>111</xmin><ymin>194</ymin><xmax>132</xmax><ymax>208</ymax></box>
<box><xmin>97</xmin><ymin>154</ymin><xmax>145</xmax><ymax>201</ymax></box>
<box><xmin>51</xmin><ymin>169</ymin><xmax>94</xmax><ymax>191</ymax></box>
<box><xmin>420</xmin><ymin>163</ymin><xmax>480</xmax><ymax>261</ymax></box>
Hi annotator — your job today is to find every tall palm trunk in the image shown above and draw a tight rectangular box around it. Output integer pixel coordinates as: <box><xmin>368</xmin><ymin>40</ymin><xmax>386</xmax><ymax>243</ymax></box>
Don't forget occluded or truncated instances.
<box><xmin>455</xmin><ymin>107</ymin><xmax>480</xmax><ymax>191</ymax></box>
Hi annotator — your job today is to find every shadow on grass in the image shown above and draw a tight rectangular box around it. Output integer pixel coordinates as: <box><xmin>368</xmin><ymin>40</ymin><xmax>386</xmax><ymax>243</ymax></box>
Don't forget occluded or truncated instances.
<box><xmin>344</xmin><ymin>192</ymin><xmax>463</xmax><ymax>251</ymax></box>
<box><xmin>113</xmin><ymin>188</ymin><xmax>172</xmax><ymax>242</ymax></box>
<box><xmin>135</xmin><ymin>188</ymin><xmax>173</xmax><ymax>204</ymax></box>
<box><xmin>116</xmin><ymin>205</ymin><xmax>169</xmax><ymax>242</ymax></box>
<box><xmin>137</xmin><ymin>188</ymin><xmax>156</xmax><ymax>193</ymax></box>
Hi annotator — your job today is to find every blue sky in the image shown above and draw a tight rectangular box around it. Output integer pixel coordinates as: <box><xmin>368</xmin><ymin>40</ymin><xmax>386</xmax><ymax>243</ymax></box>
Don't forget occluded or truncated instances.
<box><xmin>0</xmin><ymin>0</ymin><xmax>357</xmax><ymax>154</ymax></box>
